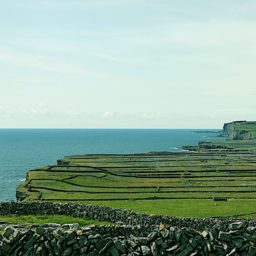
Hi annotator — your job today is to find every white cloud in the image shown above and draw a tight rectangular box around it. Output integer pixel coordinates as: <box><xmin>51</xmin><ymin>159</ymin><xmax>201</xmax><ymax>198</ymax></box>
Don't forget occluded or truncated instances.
<box><xmin>103</xmin><ymin>112</ymin><xmax>113</xmax><ymax>118</ymax></box>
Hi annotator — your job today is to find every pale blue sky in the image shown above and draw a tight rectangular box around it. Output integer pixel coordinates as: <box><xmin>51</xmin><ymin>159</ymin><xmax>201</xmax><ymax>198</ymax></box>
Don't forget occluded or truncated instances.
<box><xmin>0</xmin><ymin>0</ymin><xmax>256</xmax><ymax>128</ymax></box>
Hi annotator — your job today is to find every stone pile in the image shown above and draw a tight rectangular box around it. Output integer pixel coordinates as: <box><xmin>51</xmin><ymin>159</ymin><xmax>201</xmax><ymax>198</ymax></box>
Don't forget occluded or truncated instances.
<box><xmin>1</xmin><ymin>221</ymin><xmax>256</xmax><ymax>256</ymax></box>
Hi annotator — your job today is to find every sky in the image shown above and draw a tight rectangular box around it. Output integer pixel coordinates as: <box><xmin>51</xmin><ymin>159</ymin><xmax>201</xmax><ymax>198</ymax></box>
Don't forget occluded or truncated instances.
<box><xmin>0</xmin><ymin>0</ymin><xmax>256</xmax><ymax>128</ymax></box>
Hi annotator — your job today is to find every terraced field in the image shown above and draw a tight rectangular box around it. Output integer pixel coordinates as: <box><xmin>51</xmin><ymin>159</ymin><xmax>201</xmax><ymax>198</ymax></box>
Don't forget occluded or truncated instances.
<box><xmin>17</xmin><ymin>136</ymin><xmax>256</xmax><ymax>217</ymax></box>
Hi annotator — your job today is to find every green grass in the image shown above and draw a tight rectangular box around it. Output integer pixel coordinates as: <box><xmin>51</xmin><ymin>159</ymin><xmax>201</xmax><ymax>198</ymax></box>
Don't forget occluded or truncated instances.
<box><xmin>16</xmin><ymin>126</ymin><xmax>256</xmax><ymax>218</ymax></box>
<box><xmin>87</xmin><ymin>199</ymin><xmax>256</xmax><ymax>218</ymax></box>
<box><xmin>0</xmin><ymin>215</ymin><xmax>110</xmax><ymax>226</ymax></box>
<box><xmin>234</xmin><ymin>122</ymin><xmax>256</xmax><ymax>132</ymax></box>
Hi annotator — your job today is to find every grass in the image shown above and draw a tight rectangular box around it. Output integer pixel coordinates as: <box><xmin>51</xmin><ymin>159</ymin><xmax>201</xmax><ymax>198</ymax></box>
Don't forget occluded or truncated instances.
<box><xmin>16</xmin><ymin>121</ymin><xmax>256</xmax><ymax>218</ymax></box>
<box><xmin>234</xmin><ymin>122</ymin><xmax>256</xmax><ymax>132</ymax></box>
<box><xmin>0</xmin><ymin>215</ymin><xmax>110</xmax><ymax>226</ymax></box>
<box><xmin>88</xmin><ymin>199</ymin><xmax>256</xmax><ymax>218</ymax></box>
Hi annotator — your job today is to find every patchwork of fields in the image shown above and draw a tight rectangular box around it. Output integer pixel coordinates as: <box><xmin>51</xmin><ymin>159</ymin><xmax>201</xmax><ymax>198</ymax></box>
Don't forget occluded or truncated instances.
<box><xmin>17</xmin><ymin>136</ymin><xmax>256</xmax><ymax>217</ymax></box>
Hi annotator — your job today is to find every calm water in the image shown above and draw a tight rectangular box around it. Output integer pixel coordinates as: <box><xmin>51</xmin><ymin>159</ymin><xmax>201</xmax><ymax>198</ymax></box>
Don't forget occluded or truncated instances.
<box><xmin>0</xmin><ymin>129</ymin><xmax>222</xmax><ymax>201</ymax></box>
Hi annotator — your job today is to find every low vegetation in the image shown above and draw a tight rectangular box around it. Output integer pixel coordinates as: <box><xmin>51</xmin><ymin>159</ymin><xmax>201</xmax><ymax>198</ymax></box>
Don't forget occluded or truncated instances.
<box><xmin>0</xmin><ymin>215</ymin><xmax>109</xmax><ymax>226</ymax></box>
<box><xmin>16</xmin><ymin>121</ymin><xmax>256</xmax><ymax>218</ymax></box>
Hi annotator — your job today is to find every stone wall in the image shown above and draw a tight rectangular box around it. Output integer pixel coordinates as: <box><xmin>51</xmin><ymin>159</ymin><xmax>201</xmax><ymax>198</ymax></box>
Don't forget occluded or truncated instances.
<box><xmin>1</xmin><ymin>221</ymin><xmax>256</xmax><ymax>256</ymax></box>
<box><xmin>0</xmin><ymin>202</ymin><xmax>256</xmax><ymax>232</ymax></box>
<box><xmin>1</xmin><ymin>202</ymin><xmax>256</xmax><ymax>255</ymax></box>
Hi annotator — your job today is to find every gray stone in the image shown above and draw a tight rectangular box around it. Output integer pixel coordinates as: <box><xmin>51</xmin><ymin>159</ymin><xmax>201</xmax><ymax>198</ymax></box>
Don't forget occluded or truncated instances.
<box><xmin>141</xmin><ymin>245</ymin><xmax>151</xmax><ymax>255</ymax></box>
<box><xmin>219</xmin><ymin>231</ymin><xmax>232</xmax><ymax>242</ymax></box>
<box><xmin>176</xmin><ymin>244</ymin><xmax>194</xmax><ymax>256</ymax></box>
<box><xmin>150</xmin><ymin>242</ymin><xmax>157</xmax><ymax>256</ymax></box>
<box><xmin>63</xmin><ymin>246</ymin><xmax>73</xmax><ymax>256</ymax></box>
<box><xmin>3</xmin><ymin>227</ymin><xmax>15</xmax><ymax>239</ymax></box>
<box><xmin>99</xmin><ymin>241</ymin><xmax>113</xmax><ymax>254</ymax></box>
<box><xmin>227</xmin><ymin>248</ymin><xmax>237</xmax><ymax>256</ymax></box>
<box><xmin>109</xmin><ymin>245</ymin><xmax>120</xmax><ymax>256</ymax></box>
<box><xmin>229</xmin><ymin>222</ymin><xmax>244</xmax><ymax>230</ymax></box>
<box><xmin>96</xmin><ymin>238</ymin><xmax>112</xmax><ymax>250</ymax></box>
<box><xmin>166</xmin><ymin>244</ymin><xmax>179</xmax><ymax>252</ymax></box>
<box><xmin>160</xmin><ymin>229</ymin><xmax>169</xmax><ymax>238</ymax></box>
<box><xmin>249</xmin><ymin>246</ymin><xmax>256</xmax><ymax>255</ymax></box>
<box><xmin>114</xmin><ymin>240</ymin><xmax>126</xmax><ymax>254</ymax></box>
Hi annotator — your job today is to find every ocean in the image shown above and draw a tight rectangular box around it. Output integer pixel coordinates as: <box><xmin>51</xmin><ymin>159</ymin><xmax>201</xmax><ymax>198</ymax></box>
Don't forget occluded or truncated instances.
<box><xmin>0</xmin><ymin>129</ymin><xmax>222</xmax><ymax>201</ymax></box>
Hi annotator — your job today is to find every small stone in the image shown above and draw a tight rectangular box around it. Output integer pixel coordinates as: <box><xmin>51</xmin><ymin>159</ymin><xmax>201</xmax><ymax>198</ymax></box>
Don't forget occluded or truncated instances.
<box><xmin>109</xmin><ymin>245</ymin><xmax>120</xmax><ymax>256</ymax></box>
<box><xmin>137</xmin><ymin>237</ymin><xmax>148</xmax><ymax>245</ymax></box>
<box><xmin>227</xmin><ymin>248</ymin><xmax>236</xmax><ymax>256</ymax></box>
<box><xmin>3</xmin><ymin>227</ymin><xmax>15</xmax><ymax>239</ymax></box>
<box><xmin>218</xmin><ymin>231</ymin><xmax>232</xmax><ymax>242</ymax></box>
<box><xmin>141</xmin><ymin>245</ymin><xmax>151</xmax><ymax>255</ymax></box>
<box><xmin>147</xmin><ymin>232</ymin><xmax>158</xmax><ymax>241</ymax></box>
<box><xmin>160</xmin><ymin>229</ymin><xmax>169</xmax><ymax>238</ymax></box>
<box><xmin>176</xmin><ymin>244</ymin><xmax>194</xmax><ymax>256</ymax></box>
<box><xmin>96</xmin><ymin>238</ymin><xmax>112</xmax><ymax>250</ymax></box>
<box><xmin>99</xmin><ymin>241</ymin><xmax>113</xmax><ymax>254</ymax></box>
<box><xmin>63</xmin><ymin>246</ymin><xmax>73</xmax><ymax>256</ymax></box>
<box><xmin>114</xmin><ymin>240</ymin><xmax>126</xmax><ymax>254</ymax></box>
<box><xmin>201</xmin><ymin>231</ymin><xmax>208</xmax><ymax>238</ymax></box>
<box><xmin>36</xmin><ymin>226</ymin><xmax>45</xmax><ymax>236</ymax></box>
<box><xmin>231</xmin><ymin>238</ymin><xmax>244</xmax><ymax>249</ymax></box>
<box><xmin>249</xmin><ymin>246</ymin><xmax>256</xmax><ymax>255</ymax></box>
<box><xmin>229</xmin><ymin>222</ymin><xmax>244</xmax><ymax>230</ymax></box>
<box><xmin>166</xmin><ymin>244</ymin><xmax>179</xmax><ymax>252</ymax></box>
<box><xmin>155</xmin><ymin>237</ymin><xmax>163</xmax><ymax>246</ymax></box>
<box><xmin>150</xmin><ymin>242</ymin><xmax>157</xmax><ymax>256</ymax></box>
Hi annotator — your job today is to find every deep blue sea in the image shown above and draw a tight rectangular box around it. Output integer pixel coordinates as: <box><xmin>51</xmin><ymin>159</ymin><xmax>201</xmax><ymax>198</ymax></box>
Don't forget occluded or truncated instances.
<box><xmin>0</xmin><ymin>129</ymin><xmax>222</xmax><ymax>201</ymax></box>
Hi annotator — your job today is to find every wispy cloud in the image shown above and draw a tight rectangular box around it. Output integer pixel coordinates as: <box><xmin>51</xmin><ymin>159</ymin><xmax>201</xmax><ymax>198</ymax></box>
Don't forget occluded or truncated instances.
<box><xmin>0</xmin><ymin>47</ymin><xmax>89</xmax><ymax>76</ymax></box>
<box><xmin>1</xmin><ymin>0</ymin><xmax>256</xmax><ymax>128</ymax></box>
<box><xmin>9</xmin><ymin>0</ymin><xmax>136</xmax><ymax>10</ymax></box>
<box><xmin>123</xmin><ymin>21</ymin><xmax>256</xmax><ymax>48</ymax></box>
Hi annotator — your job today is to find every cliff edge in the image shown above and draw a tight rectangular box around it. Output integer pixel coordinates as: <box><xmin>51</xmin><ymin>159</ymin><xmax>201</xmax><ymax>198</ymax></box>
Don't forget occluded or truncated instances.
<box><xmin>222</xmin><ymin>120</ymin><xmax>256</xmax><ymax>140</ymax></box>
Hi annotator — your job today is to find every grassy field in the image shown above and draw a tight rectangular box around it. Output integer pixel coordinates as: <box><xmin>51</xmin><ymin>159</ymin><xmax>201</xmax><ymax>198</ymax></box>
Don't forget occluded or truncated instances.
<box><xmin>88</xmin><ymin>199</ymin><xmax>256</xmax><ymax>218</ymax></box>
<box><xmin>0</xmin><ymin>215</ymin><xmax>109</xmax><ymax>226</ymax></box>
<box><xmin>234</xmin><ymin>122</ymin><xmax>256</xmax><ymax>132</ymax></box>
<box><xmin>16</xmin><ymin>137</ymin><xmax>256</xmax><ymax>217</ymax></box>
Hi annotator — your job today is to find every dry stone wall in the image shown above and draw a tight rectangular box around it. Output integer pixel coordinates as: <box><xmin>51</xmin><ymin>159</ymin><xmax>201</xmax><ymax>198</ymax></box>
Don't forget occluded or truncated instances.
<box><xmin>2</xmin><ymin>202</ymin><xmax>256</xmax><ymax>255</ymax></box>
<box><xmin>1</xmin><ymin>202</ymin><xmax>256</xmax><ymax>232</ymax></box>
<box><xmin>1</xmin><ymin>222</ymin><xmax>256</xmax><ymax>256</ymax></box>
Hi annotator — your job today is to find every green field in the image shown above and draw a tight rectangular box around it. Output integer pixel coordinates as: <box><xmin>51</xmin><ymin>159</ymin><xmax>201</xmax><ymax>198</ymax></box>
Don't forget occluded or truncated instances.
<box><xmin>17</xmin><ymin>126</ymin><xmax>256</xmax><ymax>218</ymax></box>
<box><xmin>0</xmin><ymin>215</ymin><xmax>109</xmax><ymax>226</ymax></box>
<box><xmin>233</xmin><ymin>122</ymin><xmax>256</xmax><ymax>132</ymax></box>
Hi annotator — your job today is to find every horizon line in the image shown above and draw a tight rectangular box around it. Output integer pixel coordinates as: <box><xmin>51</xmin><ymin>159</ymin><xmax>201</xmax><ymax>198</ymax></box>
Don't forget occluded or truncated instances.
<box><xmin>0</xmin><ymin>127</ymin><xmax>221</xmax><ymax>130</ymax></box>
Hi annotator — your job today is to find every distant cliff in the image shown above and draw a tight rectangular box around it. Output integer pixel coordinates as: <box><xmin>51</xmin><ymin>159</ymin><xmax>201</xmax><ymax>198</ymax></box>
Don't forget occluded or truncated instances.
<box><xmin>222</xmin><ymin>121</ymin><xmax>256</xmax><ymax>140</ymax></box>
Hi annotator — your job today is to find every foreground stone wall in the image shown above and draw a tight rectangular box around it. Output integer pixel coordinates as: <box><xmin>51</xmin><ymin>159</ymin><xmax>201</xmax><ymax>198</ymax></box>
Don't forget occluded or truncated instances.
<box><xmin>1</xmin><ymin>222</ymin><xmax>256</xmax><ymax>256</ymax></box>
<box><xmin>1</xmin><ymin>202</ymin><xmax>255</xmax><ymax>232</ymax></box>
<box><xmin>1</xmin><ymin>202</ymin><xmax>256</xmax><ymax>255</ymax></box>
